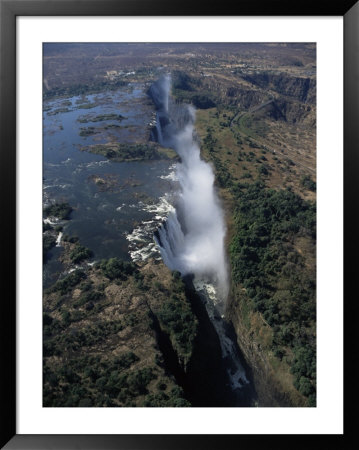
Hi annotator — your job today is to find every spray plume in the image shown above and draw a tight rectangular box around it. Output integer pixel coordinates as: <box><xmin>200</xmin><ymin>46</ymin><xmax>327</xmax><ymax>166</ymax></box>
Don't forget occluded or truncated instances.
<box><xmin>151</xmin><ymin>75</ymin><xmax>229</xmax><ymax>305</ymax></box>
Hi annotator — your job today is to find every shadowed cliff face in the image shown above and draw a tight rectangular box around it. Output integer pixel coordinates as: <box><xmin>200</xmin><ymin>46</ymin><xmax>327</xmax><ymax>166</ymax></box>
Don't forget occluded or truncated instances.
<box><xmin>185</xmin><ymin>279</ymin><xmax>257</xmax><ymax>407</ymax></box>
<box><xmin>149</xmin><ymin>275</ymin><xmax>257</xmax><ymax>407</ymax></box>
<box><xmin>227</xmin><ymin>296</ymin><xmax>302</xmax><ymax>407</ymax></box>
<box><xmin>242</xmin><ymin>72</ymin><xmax>316</xmax><ymax>104</ymax></box>
<box><xmin>243</xmin><ymin>98</ymin><xmax>315</xmax><ymax>126</ymax></box>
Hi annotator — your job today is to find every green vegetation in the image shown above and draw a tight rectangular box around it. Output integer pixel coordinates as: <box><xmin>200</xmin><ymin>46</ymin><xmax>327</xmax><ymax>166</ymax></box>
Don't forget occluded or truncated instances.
<box><xmin>63</xmin><ymin>235</ymin><xmax>79</xmax><ymax>244</ymax></box>
<box><xmin>44</xmin><ymin>319</ymin><xmax>126</xmax><ymax>356</ymax></box>
<box><xmin>73</xmin><ymin>289</ymin><xmax>103</xmax><ymax>309</ymax></box>
<box><xmin>156</xmin><ymin>271</ymin><xmax>198</xmax><ymax>363</ymax></box>
<box><xmin>173</xmin><ymin>89</ymin><xmax>216</xmax><ymax>109</ymax></box>
<box><xmin>43</xmin><ymin>79</ymin><xmax>128</xmax><ymax>100</ymax></box>
<box><xmin>69</xmin><ymin>244</ymin><xmax>93</xmax><ymax>264</ymax></box>
<box><xmin>80</xmin><ymin>142</ymin><xmax>177</xmax><ymax>162</ymax></box>
<box><xmin>78</xmin><ymin>113</ymin><xmax>125</xmax><ymax>124</ymax></box>
<box><xmin>79</xmin><ymin>126</ymin><xmax>99</xmax><ymax>137</ymax></box>
<box><xmin>76</xmin><ymin>103</ymin><xmax>98</xmax><ymax>110</ymax></box>
<box><xmin>43</xmin><ymin>259</ymin><xmax>193</xmax><ymax>407</ymax></box>
<box><xmin>43</xmin><ymin>275</ymin><xmax>160</xmax><ymax>407</ymax></box>
<box><xmin>172</xmin><ymin>71</ymin><xmax>195</xmax><ymax>91</ymax></box>
<box><xmin>204</xmin><ymin>147</ymin><xmax>235</xmax><ymax>189</ymax></box>
<box><xmin>44</xmin><ymin>202</ymin><xmax>73</xmax><ymax>220</ymax></box>
<box><xmin>172</xmin><ymin>70</ymin><xmax>216</xmax><ymax>109</ymax></box>
<box><xmin>99</xmin><ymin>257</ymin><xmax>137</xmax><ymax>281</ymax></box>
<box><xmin>238</xmin><ymin>114</ymin><xmax>269</xmax><ymax>139</ymax></box>
<box><xmin>291</xmin><ymin>346</ymin><xmax>316</xmax><ymax>401</ymax></box>
<box><xmin>229</xmin><ymin>181</ymin><xmax>316</xmax><ymax>405</ymax></box>
<box><xmin>301</xmin><ymin>175</ymin><xmax>316</xmax><ymax>192</ymax></box>
<box><xmin>143</xmin><ymin>386</ymin><xmax>191</xmax><ymax>407</ymax></box>
<box><xmin>43</xmin><ymin>349</ymin><xmax>155</xmax><ymax>406</ymax></box>
<box><xmin>47</xmin><ymin>107</ymin><xmax>71</xmax><ymax>116</ymax></box>
<box><xmin>47</xmin><ymin>269</ymin><xmax>86</xmax><ymax>295</ymax></box>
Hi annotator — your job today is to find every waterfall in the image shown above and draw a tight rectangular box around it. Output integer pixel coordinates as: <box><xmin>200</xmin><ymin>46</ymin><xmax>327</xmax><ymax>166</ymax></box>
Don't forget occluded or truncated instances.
<box><xmin>155</xmin><ymin>112</ymin><xmax>164</xmax><ymax>145</ymax></box>
<box><xmin>150</xmin><ymin>75</ymin><xmax>229</xmax><ymax>307</ymax></box>
<box><xmin>150</xmin><ymin>75</ymin><xmax>248</xmax><ymax>392</ymax></box>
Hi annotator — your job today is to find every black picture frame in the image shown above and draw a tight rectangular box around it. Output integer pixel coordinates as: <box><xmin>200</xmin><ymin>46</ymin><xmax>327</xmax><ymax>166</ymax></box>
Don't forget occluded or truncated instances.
<box><xmin>1</xmin><ymin>1</ymin><xmax>357</xmax><ymax>448</ymax></box>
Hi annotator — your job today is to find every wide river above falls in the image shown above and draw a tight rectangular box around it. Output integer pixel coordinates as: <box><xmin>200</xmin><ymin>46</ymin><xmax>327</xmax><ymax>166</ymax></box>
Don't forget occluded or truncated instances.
<box><xmin>43</xmin><ymin>83</ymin><xmax>176</xmax><ymax>287</ymax></box>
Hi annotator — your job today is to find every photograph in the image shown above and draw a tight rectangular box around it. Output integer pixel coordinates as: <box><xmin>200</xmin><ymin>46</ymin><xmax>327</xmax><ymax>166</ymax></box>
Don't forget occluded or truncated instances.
<box><xmin>42</xmin><ymin>42</ymin><xmax>317</xmax><ymax>408</ymax></box>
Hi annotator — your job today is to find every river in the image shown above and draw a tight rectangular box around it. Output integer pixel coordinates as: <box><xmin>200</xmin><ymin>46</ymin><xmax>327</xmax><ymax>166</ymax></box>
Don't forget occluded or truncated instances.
<box><xmin>43</xmin><ymin>83</ymin><xmax>176</xmax><ymax>287</ymax></box>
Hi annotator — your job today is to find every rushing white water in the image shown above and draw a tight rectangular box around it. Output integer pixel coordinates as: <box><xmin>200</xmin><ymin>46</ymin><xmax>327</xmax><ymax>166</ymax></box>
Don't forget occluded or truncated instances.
<box><xmin>125</xmin><ymin>195</ymin><xmax>175</xmax><ymax>262</ymax></box>
<box><xmin>151</xmin><ymin>75</ymin><xmax>229</xmax><ymax>307</ymax></box>
<box><xmin>155</xmin><ymin>112</ymin><xmax>164</xmax><ymax>145</ymax></box>
<box><xmin>55</xmin><ymin>231</ymin><xmax>63</xmax><ymax>247</ymax></box>
<box><xmin>150</xmin><ymin>75</ymin><xmax>248</xmax><ymax>391</ymax></box>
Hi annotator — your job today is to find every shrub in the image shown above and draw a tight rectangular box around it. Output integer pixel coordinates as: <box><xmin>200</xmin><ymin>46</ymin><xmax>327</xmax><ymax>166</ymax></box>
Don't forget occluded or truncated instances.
<box><xmin>100</xmin><ymin>257</ymin><xmax>136</xmax><ymax>280</ymax></box>
<box><xmin>73</xmin><ymin>290</ymin><xmax>102</xmax><ymax>308</ymax></box>
<box><xmin>78</xmin><ymin>398</ymin><xmax>93</xmax><ymax>407</ymax></box>
<box><xmin>70</xmin><ymin>245</ymin><xmax>93</xmax><ymax>264</ymax></box>
<box><xmin>50</xmin><ymin>270</ymin><xmax>86</xmax><ymax>294</ymax></box>
<box><xmin>61</xmin><ymin>310</ymin><xmax>71</xmax><ymax>326</ymax></box>
<box><xmin>114</xmin><ymin>352</ymin><xmax>139</xmax><ymax>370</ymax></box>
<box><xmin>157</xmin><ymin>292</ymin><xmax>197</xmax><ymax>360</ymax></box>
<box><xmin>301</xmin><ymin>175</ymin><xmax>316</xmax><ymax>192</ymax></box>
<box><xmin>44</xmin><ymin>202</ymin><xmax>73</xmax><ymax>220</ymax></box>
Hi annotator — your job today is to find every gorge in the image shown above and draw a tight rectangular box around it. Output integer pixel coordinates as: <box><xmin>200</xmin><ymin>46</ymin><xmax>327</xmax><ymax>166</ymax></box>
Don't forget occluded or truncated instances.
<box><xmin>149</xmin><ymin>75</ymin><xmax>252</xmax><ymax>401</ymax></box>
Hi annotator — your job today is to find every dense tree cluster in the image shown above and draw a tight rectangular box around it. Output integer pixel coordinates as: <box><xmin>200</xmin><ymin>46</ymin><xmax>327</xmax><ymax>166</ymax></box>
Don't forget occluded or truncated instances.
<box><xmin>77</xmin><ymin>113</ymin><xmax>124</xmax><ymax>124</ymax></box>
<box><xmin>86</xmin><ymin>143</ymin><xmax>170</xmax><ymax>162</ymax></box>
<box><xmin>173</xmin><ymin>89</ymin><xmax>216</xmax><ymax>109</ymax></box>
<box><xmin>44</xmin><ymin>202</ymin><xmax>73</xmax><ymax>220</ymax></box>
<box><xmin>99</xmin><ymin>257</ymin><xmax>137</xmax><ymax>281</ymax></box>
<box><xmin>230</xmin><ymin>181</ymin><xmax>316</xmax><ymax>405</ymax></box>
<box><xmin>172</xmin><ymin>70</ymin><xmax>216</xmax><ymax>108</ymax></box>
<box><xmin>43</xmin><ymin>260</ymin><xmax>193</xmax><ymax>407</ymax></box>
<box><xmin>46</xmin><ymin>269</ymin><xmax>86</xmax><ymax>295</ymax></box>
<box><xmin>301</xmin><ymin>175</ymin><xmax>316</xmax><ymax>192</ymax></box>
<box><xmin>172</xmin><ymin>71</ymin><xmax>195</xmax><ymax>91</ymax></box>
<box><xmin>156</xmin><ymin>272</ymin><xmax>198</xmax><ymax>362</ymax></box>
<box><xmin>69</xmin><ymin>244</ymin><xmax>93</xmax><ymax>264</ymax></box>
<box><xmin>43</xmin><ymin>350</ymin><xmax>156</xmax><ymax>407</ymax></box>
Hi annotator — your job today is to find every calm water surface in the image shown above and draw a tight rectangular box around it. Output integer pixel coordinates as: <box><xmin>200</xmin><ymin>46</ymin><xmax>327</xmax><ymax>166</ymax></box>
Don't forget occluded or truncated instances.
<box><xmin>43</xmin><ymin>84</ymin><xmax>175</xmax><ymax>287</ymax></box>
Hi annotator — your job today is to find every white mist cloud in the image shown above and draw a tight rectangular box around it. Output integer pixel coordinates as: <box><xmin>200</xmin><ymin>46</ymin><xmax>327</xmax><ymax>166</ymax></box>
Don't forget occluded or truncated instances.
<box><xmin>154</xmin><ymin>76</ymin><xmax>229</xmax><ymax>302</ymax></box>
